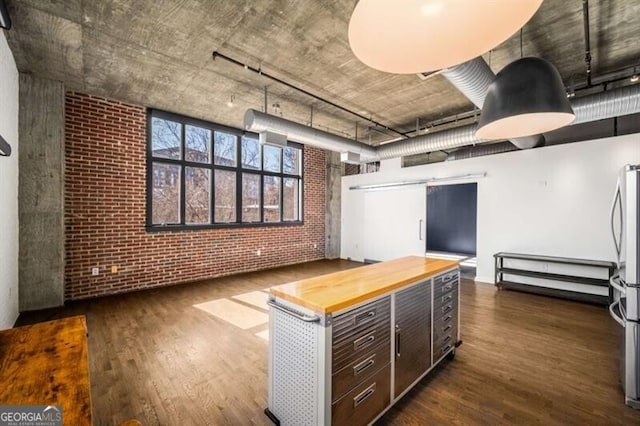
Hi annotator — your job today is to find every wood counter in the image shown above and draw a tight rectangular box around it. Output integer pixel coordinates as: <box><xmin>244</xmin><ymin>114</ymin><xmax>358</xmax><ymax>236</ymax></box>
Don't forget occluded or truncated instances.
<box><xmin>270</xmin><ymin>256</ymin><xmax>459</xmax><ymax>314</ymax></box>
<box><xmin>0</xmin><ymin>315</ymin><xmax>92</xmax><ymax>426</ymax></box>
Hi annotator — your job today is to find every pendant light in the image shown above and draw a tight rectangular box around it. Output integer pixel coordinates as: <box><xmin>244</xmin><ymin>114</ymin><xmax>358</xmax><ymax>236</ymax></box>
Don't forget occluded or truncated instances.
<box><xmin>476</xmin><ymin>57</ymin><xmax>575</xmax><ymax>139</ymax></box>
<box><xmin>0</xmin><ymin>134</ymin><xmax>11</xmax><ymax>156</ymax></box>
<box><xmin>348</xmin><ymin>0</ymin><xmax>544</xmax><ymax>74</ymax></box>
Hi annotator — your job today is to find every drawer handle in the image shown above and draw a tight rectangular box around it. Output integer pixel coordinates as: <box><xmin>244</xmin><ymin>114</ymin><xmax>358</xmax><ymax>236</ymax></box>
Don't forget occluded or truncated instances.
<box><xmin>442</xmin><ymin>304</ymin><xmax>453</xmax><ymax>314</ymax></box>
<box><xmin>443</xmin><ymin>334</ymin><xmax>452</xmax><ymax>342</ymax></box>
<box><xmin>395</xmin><ymin>325</ymin><xmax>401</xmax><ymax>357</ymax></box>
<box><xmin>443</xmin><ymin>314</ymin><xmax>453</xmax><ymax>323</ymax></box>
<box><xmin>354</xmin><ymin>309</ymin><xmax>376</xmax><ymax>325</ymax></box>
<box><xmin>442</xmin><ymin>284</ymin><xmax>453</xmax><ymax>293</ymax></box>
<box><xmin>441</xmin><ymin>294</ymin><xmax>453</xmax><ymax>303</ymax></box>
<box><xmin>353</xmin><ymin>333</ymin><xmax>375</xmax><ymax>351</ymax></box>
<box><xmin>441</xmin><ymin>344</ymin><xmax>453</xmax><ymax>354</ymax></box>
<box><xmin>353</xmin><ymin>383</ymin><xmax>376</xmax><ymax>408</ymax></box>
<box><xmin>443</xmin><ymin>324</ymin><xmax>453</xmax><ymax>333</ymax></box>
<box><xmin>353</xmin><ymin>355</ymin><xmax>376</xmax><ymax>376</ymax></box>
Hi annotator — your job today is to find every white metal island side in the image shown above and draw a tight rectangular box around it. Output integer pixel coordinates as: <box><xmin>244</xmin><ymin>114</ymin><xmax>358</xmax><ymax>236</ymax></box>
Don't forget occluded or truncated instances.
<box><xmin>265</xmin><ymin>256</ymin><xmax>461</xmax><ymax>426</ymax></box>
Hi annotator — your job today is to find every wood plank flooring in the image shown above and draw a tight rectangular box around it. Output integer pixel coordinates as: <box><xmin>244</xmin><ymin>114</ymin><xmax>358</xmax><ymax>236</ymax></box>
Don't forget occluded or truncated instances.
<box><xmin>16</xmin><ymin>260</ymin><xmax>640</xmax><ymax>425</ymax></box>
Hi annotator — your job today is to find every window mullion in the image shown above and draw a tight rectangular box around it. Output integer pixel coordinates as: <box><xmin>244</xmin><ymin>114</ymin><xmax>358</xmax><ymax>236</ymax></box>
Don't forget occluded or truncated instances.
<box><xmin>236</xmin><ymin>135</ymin><xmax>242</xmax><ymax>224</ymax></box>
<box><xmin>214</xmin><ymin>148</ymin><xmax>216</xmax><ymax>224</ymax></box>
<box><xmin>180</xmin><ymin>124</ymin><xmax>186</xmax><ymax>225</ymax></box>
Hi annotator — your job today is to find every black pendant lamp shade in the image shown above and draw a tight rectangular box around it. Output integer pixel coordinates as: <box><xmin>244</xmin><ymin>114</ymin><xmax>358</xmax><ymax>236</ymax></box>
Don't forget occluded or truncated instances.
<box><xmin>476</xmin><ymin>57</ymin><xmax>575</xmax><ymax>139</ymax></box>
<box><xmin>0</xmin><ymin>133</ymin><xmax>11</xmax><ymax>156</ymax></box>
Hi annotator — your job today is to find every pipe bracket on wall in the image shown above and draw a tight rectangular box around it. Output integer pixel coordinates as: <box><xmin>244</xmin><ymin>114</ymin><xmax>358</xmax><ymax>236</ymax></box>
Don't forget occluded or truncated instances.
<box><xmin>0</xmin><ymin>134</ymin><xmax>12</xmax><ymax>156</ymax></box>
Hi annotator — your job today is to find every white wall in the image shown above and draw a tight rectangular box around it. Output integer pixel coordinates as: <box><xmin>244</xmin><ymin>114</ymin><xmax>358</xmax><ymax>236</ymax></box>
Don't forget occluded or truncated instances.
<box><xmin>342</xmin><ymin>134</ymin><xmax>640</xmax><ymax>286</ymax></box>
<box><xmin>0</xmin><ymin>31</ymin><xmax>19</xmax><ymax>329</ymax></box>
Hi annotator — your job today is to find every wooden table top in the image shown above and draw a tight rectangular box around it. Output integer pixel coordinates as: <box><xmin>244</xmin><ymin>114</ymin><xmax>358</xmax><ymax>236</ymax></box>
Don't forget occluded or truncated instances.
<box><xmin>270</xmin><ymin>256</ymin><xmax>459</xmax><ymax>314</ymax></box>
<box><xmin>0</xmin><ymin>315</ymin><xmax>92</xmax><ymax>426</ymax></box>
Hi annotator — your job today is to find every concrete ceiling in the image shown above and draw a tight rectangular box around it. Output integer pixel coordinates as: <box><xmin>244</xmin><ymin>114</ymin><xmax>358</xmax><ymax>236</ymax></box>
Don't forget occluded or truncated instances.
<box><xmin>5</xmin><ymin>0</ymin><xmax>640</xmax><ymax>146</ymax></box>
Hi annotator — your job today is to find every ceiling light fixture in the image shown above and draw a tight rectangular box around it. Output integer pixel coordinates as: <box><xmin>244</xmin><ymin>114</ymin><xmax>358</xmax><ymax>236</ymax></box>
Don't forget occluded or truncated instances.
<box><xmin>0</xmin><ymin>133</ymin><xmax>12</xmax><ymax>156</ymax></box>
<box><xmin>0</xmin><ymin>0</ymin><xmax>11</xmax><ymax>30</ymax></box>
<box><xmin>476</xmin><ymin>57</ymin><xmax>575</xmax><ymax>139</ymax></box>
<box><xmin>348</xmin><ymin>0</ymin><xmax>543</xmax><ymax>74</ymax></box>
<box><xmin>631</xmin><ymin>68</ymin><xmax>639</xmax><ymax>83</ymax></box>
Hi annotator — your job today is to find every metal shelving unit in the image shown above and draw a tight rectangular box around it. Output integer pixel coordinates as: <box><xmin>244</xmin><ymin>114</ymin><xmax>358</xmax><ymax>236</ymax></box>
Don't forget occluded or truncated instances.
<box><xmin>494</xmin><ymin>252</ymin><xmax>616</xmax><ymax>305</ymax></box>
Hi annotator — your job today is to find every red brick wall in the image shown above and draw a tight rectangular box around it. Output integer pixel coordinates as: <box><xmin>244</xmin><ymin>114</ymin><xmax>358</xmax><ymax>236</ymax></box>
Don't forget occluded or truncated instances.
<box><xmin>64</xmin><ymin>92</ymin><xmax>326</xmax><ymax>300</ymax></box>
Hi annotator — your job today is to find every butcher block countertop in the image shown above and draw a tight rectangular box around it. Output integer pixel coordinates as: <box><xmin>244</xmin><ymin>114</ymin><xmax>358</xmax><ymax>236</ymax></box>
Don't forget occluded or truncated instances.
<box><xmin>270</xmin><ymin>256</ymin><xmax>459</xmax><ymax>314</ymax></box>
<box><xmin>0</xmin><ymin>315</ymin><xmax>92</xmax><ymax>426</ymax></box>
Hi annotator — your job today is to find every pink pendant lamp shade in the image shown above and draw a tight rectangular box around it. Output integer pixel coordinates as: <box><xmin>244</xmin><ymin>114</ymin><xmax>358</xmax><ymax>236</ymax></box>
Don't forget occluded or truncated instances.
<box><xmin>348</xmin><ymin>0</ymin><xmax>544</xmax><ymax>74</ymax></box>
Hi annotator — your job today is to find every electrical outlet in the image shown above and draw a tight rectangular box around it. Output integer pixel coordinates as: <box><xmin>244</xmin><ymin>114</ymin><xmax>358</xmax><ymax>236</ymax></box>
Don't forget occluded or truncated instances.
<box><xmin>91</xmin><ymin>267</ymin><xmax>99</xmax><ymax>276</ymax></box>
<box><xmin>313</xmin><ymin>243</ymin><xmax>318</xmax><ymax>249</ymax></box>
<box><xmin>256</xmin><ymin>249</ymin><xmax>261</xmax><ymax>256</ymax></box>
<box><xmin>111</xmin><ymin>265</ymin><xmax>118</xmax><ymax>274</ymax></box>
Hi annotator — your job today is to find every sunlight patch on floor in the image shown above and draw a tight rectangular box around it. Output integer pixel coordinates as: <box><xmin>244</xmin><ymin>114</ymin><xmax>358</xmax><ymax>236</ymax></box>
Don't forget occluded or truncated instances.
<box><xmin>255</xmin><ymin>329</ymin><xmax>269</xmax><ymax>341</ymax></box>
<box><xmin>194</xmin><ymin>299</ymin><xmax>268</xmax><ymax>330</ymax></box>
<box><xmin>232</xmin><ymin>291</ymin><xmax>269</xmax><ymax>311</ymax></box>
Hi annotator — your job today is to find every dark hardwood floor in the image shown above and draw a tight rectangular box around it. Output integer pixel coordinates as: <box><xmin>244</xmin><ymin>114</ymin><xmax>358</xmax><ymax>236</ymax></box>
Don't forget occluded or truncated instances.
<box><xmin>17</xmin><ymin>260</ymin><xmax>640</xmax><ymax>425</ymax></box>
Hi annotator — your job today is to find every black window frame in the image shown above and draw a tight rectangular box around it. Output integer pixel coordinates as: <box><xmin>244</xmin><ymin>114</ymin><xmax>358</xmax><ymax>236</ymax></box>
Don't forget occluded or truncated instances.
<box><xmin>146</xmin><ymin>109</ymin><xmax>304</xmax><ymax>232</ymax></box>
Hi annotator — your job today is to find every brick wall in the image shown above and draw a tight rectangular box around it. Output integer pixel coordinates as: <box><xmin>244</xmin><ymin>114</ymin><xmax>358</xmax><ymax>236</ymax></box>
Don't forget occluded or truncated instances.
<box><xmin>64</xmin><ymin>92</ymin><xmax>326</xmax><ymax>300</ymax></box>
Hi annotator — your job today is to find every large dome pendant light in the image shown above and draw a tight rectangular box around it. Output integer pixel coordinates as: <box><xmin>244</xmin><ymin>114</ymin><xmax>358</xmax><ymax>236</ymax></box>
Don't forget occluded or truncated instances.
<box><xmin>348</xmin><ymin>0</ymin><xmax>544</xmax><ymax>74</ymax></box>
<box><xmin>476</xmin><ymin>57</ymin><xmax>575</xmax><ymax>139</ymax></box>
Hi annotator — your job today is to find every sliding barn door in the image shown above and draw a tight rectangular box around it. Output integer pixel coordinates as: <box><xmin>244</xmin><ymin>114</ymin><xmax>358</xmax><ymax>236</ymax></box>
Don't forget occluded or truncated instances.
<box><xmin>362</xmin><ymin>187</ymin><xmax>426</xmax><ymax>262</ymax></box>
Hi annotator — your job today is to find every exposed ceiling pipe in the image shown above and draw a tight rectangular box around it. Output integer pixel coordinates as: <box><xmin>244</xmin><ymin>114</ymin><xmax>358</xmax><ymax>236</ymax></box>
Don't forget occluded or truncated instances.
<box><xmin>441</xmin><ymin>57</ymin><xmax>545</xmax><ymax>149</ymax></box>
<box><xmin>244</xmin><ymin>109</ymin><xmax>378</xmax><ymax>161</ymax></box>
<box><xmin>571</xmin><ymin>84</ymin><xmax>640</xmax><ymax>124</ymax></box>
<box><xmin>441</xmin><ymin>57</ymin><xmax>494</xmax><ymax>109</ymax></box>
<box><xmin>582</xmin><ymin>0</ymin><xmax>593</xmax><ymax>87</ymax></box>
<box><xmin>213</xmin><ymin>51</ymin><xmax>408</xmax><ymax>138</ymax></box>
<box><xmin>244</xmin><ymin>83</ymin><xmax>640</xmax><ymax>163</ymax></box>
<box><xmin>375</xmin><ymin>124</ymin><xmax>486</xmax><ymax>160</ymax></box>
<box><xmin>446</xmin><ymin>141</ymin><xmax>516</xmax><ymax>161</ymax></box>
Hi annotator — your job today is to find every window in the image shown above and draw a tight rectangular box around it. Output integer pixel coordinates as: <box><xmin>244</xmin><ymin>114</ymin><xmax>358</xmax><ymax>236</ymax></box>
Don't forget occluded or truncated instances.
<box><xmin>147</xmin><ymin>110</ymin><xmax>303</xmax><ymax>230</ymax></box>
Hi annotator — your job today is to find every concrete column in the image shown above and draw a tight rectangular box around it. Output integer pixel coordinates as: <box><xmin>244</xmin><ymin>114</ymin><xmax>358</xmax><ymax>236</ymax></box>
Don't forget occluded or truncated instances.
<box><xmin>18</xmin><ymin>74</ymin><xmax>65</xmax><ymax>311</ymax></box>
<box><xmin>325</xmin><ymin>152</ymin><xmax>341</xmax><ymax>259</ymax></box>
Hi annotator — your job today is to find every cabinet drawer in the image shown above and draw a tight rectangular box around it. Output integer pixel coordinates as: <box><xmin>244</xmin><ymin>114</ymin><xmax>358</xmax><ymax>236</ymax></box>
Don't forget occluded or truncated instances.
<box><xmin>332</xmin><ymin>363</ymin><xmax>391</xmax><ymax>426</ymax></box>
<box><xmin>332</xmin><ymin>320</ymin><xmax>390</xmax><ymax>371</ymax></box>
<box><xmin>434</xmin><ymin>270</ymin><xmax>459</xmax><ymax>288</ymax></box>
<box><xmin>333</xmin><ymin>297</ymin><xmax>391</xmax><ymax>336</ymax></box>
<box><xmin>434</xmin><ymin>338</ymin><xmax>456</xmax><ymax>361</ymax></box>
<box><xmin>433</xmin><ymin>312</ymin><xmax>456</xmax><ymax>342</ymax></box>
<box><xmin>332</xmin><ymin>340</ymin><xmax>391</xmax><ymax>401</ymax></box>
<box><xmin>434</xmin><ymin>279</ymin><xmax>459</xmax><ymax>297</ymax></box>
<box><xmin>433</xmin><ymin>324</ymin><xmax>457</xmax><ymax>350</ymax></box>
<box><xmin>433</xmin><ymin>299</ymin><xmax>458</xmax><ymax>322</ymax></box>
<box><xmin>433</xmin><ymin>286</ymin><xmax>458</xmax><ymax>310</ymax></box>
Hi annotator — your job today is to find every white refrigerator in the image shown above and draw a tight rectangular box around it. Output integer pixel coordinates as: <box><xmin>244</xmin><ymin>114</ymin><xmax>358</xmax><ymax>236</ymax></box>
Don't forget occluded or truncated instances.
<box><xmin>609</xmin><ymin>164</ymin><xmax>640</xmax><ymax>409</ymax></box>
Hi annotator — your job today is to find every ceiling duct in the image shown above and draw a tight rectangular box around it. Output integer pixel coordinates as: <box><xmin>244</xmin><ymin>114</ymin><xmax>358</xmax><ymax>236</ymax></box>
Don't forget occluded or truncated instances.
<box><xmin>571</xmin><ymin>84</ymin><xmax>640</xmax><ymax>124</ymax></box>
<box><xmin>376</xmin><ymin>124</ymin><xmax>485</xmax><ymax>160</ymax></box>
<box><xmin>441</xmin><ymin>57</ymin><xmax>494</xmax><ymax>108</ymax></box>
<box><xmin>244</xmin><ymin>82</ymin><xmax>640</xmax><ymax>163</ymax></box>
<box><xmin>446</xmin><ymin>141</ymin><xmax>517</xmax><ymax>161</ymax></box>
<box><xmin>244</xmin><ymin>109</ymin><xmax>378</xmax><ymax>161</ymax></box>
<box><xmin>442</xmin><ymin>57</ymin><xmax>546</xmax><ymax>149</ymax></box>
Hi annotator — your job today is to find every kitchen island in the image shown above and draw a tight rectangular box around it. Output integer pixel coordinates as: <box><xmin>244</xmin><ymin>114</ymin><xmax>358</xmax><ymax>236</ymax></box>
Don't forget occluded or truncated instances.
<box><xmin>266</xmin><ymin>256</ymin><xmax>460</xmax><ymax>426</ymax></box>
